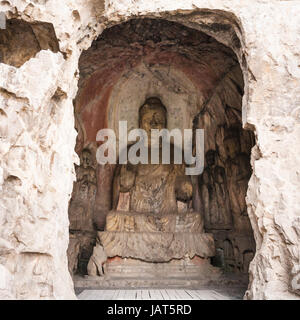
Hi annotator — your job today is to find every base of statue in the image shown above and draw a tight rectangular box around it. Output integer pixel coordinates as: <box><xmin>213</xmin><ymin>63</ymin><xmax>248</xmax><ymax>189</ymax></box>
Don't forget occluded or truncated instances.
<box><xmin>88</xmin><ymin>210</ymin><xmax>217</xmax><ymax>279</ymax></box>
<box><xmin>103</xmin><ymin>256</ymin><xmax>221</xmax><ymax>280</ymax></box>
<box><xmin>99</xmin><ymin>231</ymin><xmax>215</xmax><ymax>262</ymax></box>
<box><xmin>99</xmin><ymin>210</ymin><xmax>215</xmax><ymax>262</ymax></box>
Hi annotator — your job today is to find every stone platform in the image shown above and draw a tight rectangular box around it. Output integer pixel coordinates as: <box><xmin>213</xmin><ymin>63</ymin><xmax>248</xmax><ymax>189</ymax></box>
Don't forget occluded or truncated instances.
<box><xmin>99</xmin><ymin>231</ymin><xmax>215</xmax><ymax>262</ymax></box>
<box><xmin>99</xmin><ymin>210</ymin><xmax>215</xmax><ymax>263</ymax></box>
<box><xmin>104</xmin><ymin>256</ymin><xmax>220</xmax><ymax>279</ymax></box>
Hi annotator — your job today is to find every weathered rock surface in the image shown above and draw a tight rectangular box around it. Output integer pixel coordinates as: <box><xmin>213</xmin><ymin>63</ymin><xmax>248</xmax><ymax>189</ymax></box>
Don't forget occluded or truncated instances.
<box><xmin>0</xmin><ymin>19</ymin><xmax>59</xmax><ymax>68</ymax></box>
<box><xmin>100</xmin><ymin>231</ymin><xmax>215</xmax><ymax>262</ymax></box>
<box><xmin>0</xmin><ymin>0</ymin><xmax>299</xmax><ymax>300</ymax></box>
<box><xmin>98</xmin><ymin>211</ymin><xmax>214</xmax><ymax>262</ymax></box>
<box><xmin>67</xmin><ymin>235</ymin><xmax>80</xmax><ymax>275</ymax></box>
<box><xmin>103</xmin><ymin>256</ymin><xmax>221</xmax><ymax>283</ymax></box>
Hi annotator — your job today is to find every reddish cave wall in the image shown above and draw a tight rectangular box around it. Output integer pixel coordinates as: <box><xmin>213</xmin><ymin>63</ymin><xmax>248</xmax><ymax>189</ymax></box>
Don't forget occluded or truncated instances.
<box><xmin>75</xmin><ymin>18</ymin><xmax>237</xmax><ymax>148</ymax></box>
<box><xmin>77</xmin><ymin>53</ymin><xmax>223</xmax><ymax>146</ymax></box>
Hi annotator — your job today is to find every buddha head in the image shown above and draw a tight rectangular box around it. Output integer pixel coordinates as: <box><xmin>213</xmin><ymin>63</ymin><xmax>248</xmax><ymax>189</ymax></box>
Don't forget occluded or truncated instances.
<box><xmin>205</xmin><ymin>150</ymin><xmax>216</xmax><ymax>167</ymax></box>
<box><xmin>224</xmin><ymin>127</ymin><xmax>241</xmax><ymax>159</ymax></box>
<box><xmin>80</xmin><ymin>149</ymin><xmax>92</xmax><ymax>169</ymax></box>
<box><xmin>139</xmin><ymin>97</ymin><xmax>167</xmax><ymax>139</ymax></box>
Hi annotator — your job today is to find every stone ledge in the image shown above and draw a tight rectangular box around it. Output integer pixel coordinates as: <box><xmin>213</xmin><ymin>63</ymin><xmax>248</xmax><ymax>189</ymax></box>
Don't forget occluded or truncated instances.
<box><xmin>99</xmin><ymin>231</ymin><xmax>215</xmax><ymax>262</ymax></box>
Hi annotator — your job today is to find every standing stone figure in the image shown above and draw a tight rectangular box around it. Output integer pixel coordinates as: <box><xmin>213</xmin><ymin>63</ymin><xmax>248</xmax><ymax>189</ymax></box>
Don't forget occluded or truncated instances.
<box><xmin>69</xmin><ymin>148</ymin><xmax>97</xmax><ymax>231</ymax></box>
<box><xmin>199</xmin><ymin>150</ymin><xmax>232</xmax><ymax>230</ymax></box>
<box><xmin>224</xmin><ymin>127</ymin><xmax>252</xmax><ymax>233</ymax></box>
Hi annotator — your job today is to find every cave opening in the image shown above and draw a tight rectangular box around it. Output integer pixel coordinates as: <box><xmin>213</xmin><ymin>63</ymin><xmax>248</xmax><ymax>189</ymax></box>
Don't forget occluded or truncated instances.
<box><xmin>68</xmin><ymin>17</ymin><xmax>255</xmax><ymax>293</ymax></box>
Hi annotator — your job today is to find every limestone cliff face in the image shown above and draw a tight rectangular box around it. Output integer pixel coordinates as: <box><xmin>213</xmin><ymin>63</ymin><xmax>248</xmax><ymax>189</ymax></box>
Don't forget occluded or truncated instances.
<box><xmin>0</xmin><ymin>0</ymin><xmax>299</xmax><ymax>300</ymax></box>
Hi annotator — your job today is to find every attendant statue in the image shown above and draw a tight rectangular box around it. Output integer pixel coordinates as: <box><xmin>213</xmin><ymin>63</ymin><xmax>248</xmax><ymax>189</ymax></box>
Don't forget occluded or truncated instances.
<box><xmin>69</xmin><ymin>148</ymin><xmax>97</xmax><ymax>231</ymax></box>
<box><xmin>224</xmin><ymin>127</ymin><xmax>252</xmax><ymax>233</ymax></box>
<box><xmin>199</xmin><ymin>150</ymin><xmax>232</xmax><ymax>230</ymax></box>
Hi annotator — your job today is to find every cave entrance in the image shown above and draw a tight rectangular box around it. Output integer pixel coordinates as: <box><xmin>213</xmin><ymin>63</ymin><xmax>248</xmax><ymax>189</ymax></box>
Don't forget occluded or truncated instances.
<box><xmin>68</xmin><ymin>17</ymin><xmax>255</xmax><ymax>294</ymax></box>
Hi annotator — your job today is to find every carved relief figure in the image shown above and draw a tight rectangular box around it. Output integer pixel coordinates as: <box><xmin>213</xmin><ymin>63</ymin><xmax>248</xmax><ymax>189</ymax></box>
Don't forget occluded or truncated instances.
<box><xmin>199</xmin><ymin>150</ymin><xmax>232</xmax><ymax>230</ymax></box>
<box><xmin>223</xmin><ymin>239</ymin><xmax>235</xmax><ymax>271</ymax></box>
<box><xmin>224</xmin><ymin>127</ymin><xmax>252</xmax><ymax>233</ymax></box>
<box><xmin>87</xmin><ymin>242</ymin><xmax>107</xmax><ymax>276</ymax></box>
<box><xmin>69</xmin><ymin>148</ymin><xmax>97</xmax><ymax>231</ymax></box>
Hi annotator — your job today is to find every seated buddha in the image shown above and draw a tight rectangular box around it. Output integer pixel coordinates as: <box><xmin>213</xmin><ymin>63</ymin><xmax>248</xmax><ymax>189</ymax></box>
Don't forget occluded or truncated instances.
<box><xmin>113</xmin><ymin>97</ymin><xmax>194</xmax><ymax>216</ymax></box>
<box><xmin>88</xmin><ymin>98</ymin><xmax>217</xmax><ymax>278</ymax></box>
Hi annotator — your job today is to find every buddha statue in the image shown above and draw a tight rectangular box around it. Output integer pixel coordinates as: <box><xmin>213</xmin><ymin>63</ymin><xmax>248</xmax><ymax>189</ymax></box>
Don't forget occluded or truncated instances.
<box><xmin>88</xmin><ymin>98</ymin><xmax>217</xmax><ymax>277</ymax></box>
<box><xmin>113</xmin><ymin>97</ymin><xmax>194</xmax><ymax>216</ymax></box>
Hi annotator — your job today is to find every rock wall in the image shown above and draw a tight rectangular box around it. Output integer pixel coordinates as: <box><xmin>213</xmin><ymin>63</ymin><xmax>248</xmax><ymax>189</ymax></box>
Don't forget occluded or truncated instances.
<box><xmin>0</xmin><ymin>0</ymin><xmax>299</xmax><ymax>300</ymax></box>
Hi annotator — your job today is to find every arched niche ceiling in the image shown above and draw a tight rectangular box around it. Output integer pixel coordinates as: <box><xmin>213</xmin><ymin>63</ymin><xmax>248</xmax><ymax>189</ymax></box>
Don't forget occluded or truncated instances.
<box><xmin>75</xmin><ymin>18</ymin><xmax>241</xmax><ymax>150</ymax></box>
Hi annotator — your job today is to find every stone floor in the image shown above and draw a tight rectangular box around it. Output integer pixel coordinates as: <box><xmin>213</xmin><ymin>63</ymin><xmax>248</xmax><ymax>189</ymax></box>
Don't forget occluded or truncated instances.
<box><xmin>74</xmin><ymin>272</ymin><xmax>248</xmax><ymax>300</ymax></box>
<box><xmin>77</xmin><ymin>289</ymin><xmax>238</xmax><ymax>300</ymax></box>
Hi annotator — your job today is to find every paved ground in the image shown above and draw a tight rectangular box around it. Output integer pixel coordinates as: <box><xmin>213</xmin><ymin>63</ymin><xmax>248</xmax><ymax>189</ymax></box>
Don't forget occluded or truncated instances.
<box><xmin>75</xmin><ymin>273</ymin><xmax>247</xmax><ymax>300</ymax></box>
<box><xmin>77</xmin><ymin>289</ymin><xmax>237</xmax><ymax>300</ymax></box>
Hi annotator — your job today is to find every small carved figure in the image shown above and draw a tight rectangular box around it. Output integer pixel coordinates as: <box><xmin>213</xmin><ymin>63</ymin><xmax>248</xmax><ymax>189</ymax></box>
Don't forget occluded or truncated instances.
<box><xmin>75</xmin><ymin>149</ymin><xmax>97</xmax><ymax>200</ymax></box>
<box><xmin>87</xmin><ymin>242</ymin><xmax>107</xmax><ymax>276</ymax></box>
<box><xmin>69</xmin><ymin>148</ymin><xmax>97</xmax><ymax>231</ymax></box>
<box><xmin>224</xmin><ymin>127</ymin><xmax>252</xmax><ymax>233</ymax></box>
<box><xmin>199</xmin><ymin>150</ymin><xmax>232</xmax><ymax>230</ymax></box>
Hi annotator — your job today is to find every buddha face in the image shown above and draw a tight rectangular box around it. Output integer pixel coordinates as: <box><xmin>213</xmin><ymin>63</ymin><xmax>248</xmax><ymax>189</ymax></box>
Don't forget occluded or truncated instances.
<box><xmin>224</xmin><ymin>136</ymin><xmax>240</xmax><ymax>159</ymax></box>
<box><xmin>139</xmin><ymin>103</ymin><xmax>167</xmax><ymax>140</ymax></box>
<box><xmin>81</xmin><ymin>150</ymin><xmax>92</xmax><ymax>169</ymax></box>
<box><xmin>205</xmin><ymin>150</ymin><xmax>216</xmax><ymax>167</ymax></box>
